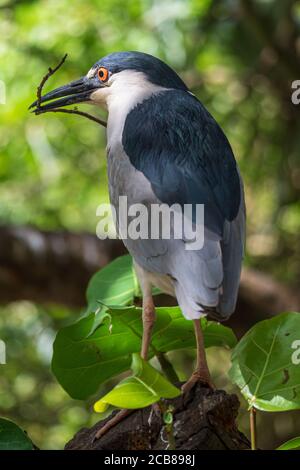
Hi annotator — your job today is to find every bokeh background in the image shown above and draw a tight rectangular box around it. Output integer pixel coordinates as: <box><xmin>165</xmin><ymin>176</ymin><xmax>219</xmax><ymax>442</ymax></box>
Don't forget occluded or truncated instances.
<box><xmin>0</xmin><ymin>0</ymin><xmax>300</xmax><ymax>450</ymax></box>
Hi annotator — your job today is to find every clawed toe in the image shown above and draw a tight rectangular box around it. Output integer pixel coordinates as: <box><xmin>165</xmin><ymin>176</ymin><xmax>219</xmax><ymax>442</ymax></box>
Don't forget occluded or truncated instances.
<box><xmin>181</xmin><ymin>371</ymin><xmax>215</xmax><ymax>397</ymax></box>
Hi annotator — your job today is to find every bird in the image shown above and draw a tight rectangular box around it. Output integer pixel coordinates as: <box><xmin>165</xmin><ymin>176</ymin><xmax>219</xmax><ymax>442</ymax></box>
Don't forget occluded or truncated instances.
<box><xmin>30</xmin><ymin>51</ymin><xmax>245</xmax><ymax>437</ymax></box>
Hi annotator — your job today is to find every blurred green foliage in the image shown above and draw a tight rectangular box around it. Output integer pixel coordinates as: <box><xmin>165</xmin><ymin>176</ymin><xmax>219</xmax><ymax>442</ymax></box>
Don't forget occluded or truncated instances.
<box><xmin>0</xmin><ymin>0</ymin><xmax>299</xmax><ymax>450</ymax></box>
<box><xmin>0</xmin><ymin>301</ymin><xmax>97</xmax><ymax>449</ymax></box>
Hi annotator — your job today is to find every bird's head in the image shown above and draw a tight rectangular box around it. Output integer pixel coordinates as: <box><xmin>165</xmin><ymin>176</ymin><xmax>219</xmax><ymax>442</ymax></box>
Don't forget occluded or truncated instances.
<box><xmin>30</xmin><ymin>51</ymin><xmax>188</xmax><ymax>113</ymax></box>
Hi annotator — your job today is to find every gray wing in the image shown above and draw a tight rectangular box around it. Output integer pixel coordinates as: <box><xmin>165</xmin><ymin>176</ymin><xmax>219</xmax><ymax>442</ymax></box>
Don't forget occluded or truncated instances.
<box><xmin>217</xmin><ymin>177</ymin><xmax>246</xmax><ymax>318</ymax></box>
<box><xmin>107</xmin><ymin>89</ymin><xmax>246</xmax><ymax>320</ymax></box>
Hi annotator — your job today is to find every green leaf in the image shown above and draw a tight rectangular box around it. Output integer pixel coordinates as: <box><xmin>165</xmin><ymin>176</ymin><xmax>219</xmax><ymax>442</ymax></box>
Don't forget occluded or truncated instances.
<box><xmin>85</xmin><ymin>255</ymin><xmax>161</xmax><ymax>317</ymax></box>
<box><xmin>277</xmin><ymin>437</ymin><xmax>300</xmax><ymax>450</ymax></box>
<box><xmin>0</xmin><ymin>418</ymin><xmax>34</xmax><ymax>450</ymax></box>
<box><xmin>86</xmin><ymin>255</ymin><xmax>140</xmax><ymax>313</ymax></box>
<box><xmin>94</xmin><ymin>354</ymin><xmax>180</xmax><ymax>412</ymax></box>
<box><xmin>163</xmin><ymin>410</ymin><xmax>174</xmax><ymax>425</ymax></box>
<box><xmin>229</xmin><ymin>312</ymin><xmax>300</xmax><ymax>412</ymax></box>
<box><xmin>52</xmin><ymin>305</ymin><xmax>236</xmax><ymax>399</ymax></box>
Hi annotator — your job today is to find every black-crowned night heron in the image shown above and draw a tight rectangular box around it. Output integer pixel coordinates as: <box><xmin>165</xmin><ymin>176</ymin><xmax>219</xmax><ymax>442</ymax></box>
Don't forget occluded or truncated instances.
<box><xmin>30</xmin><ymin>51</ymin><xmax>245</xmax><ymax>436</ymax></box>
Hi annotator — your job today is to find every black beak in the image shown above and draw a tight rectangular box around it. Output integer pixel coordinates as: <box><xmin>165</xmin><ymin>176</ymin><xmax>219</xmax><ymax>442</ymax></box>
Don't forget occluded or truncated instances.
<box><xmin>29</xmin><ymin>76</ymin><xmax>101</xmax><ymax>113</ymax></box>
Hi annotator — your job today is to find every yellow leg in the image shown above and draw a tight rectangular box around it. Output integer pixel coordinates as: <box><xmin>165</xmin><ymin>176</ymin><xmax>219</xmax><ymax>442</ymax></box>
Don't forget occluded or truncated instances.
<box><xmin>182</xmin><ymin>319</ymin><xmax>214</xmax><ymax>394</ymax></box>
<box><xmin>141</xmin><ymin>295</ymin><xmax>156</xmax><ymax>359</ymax></box>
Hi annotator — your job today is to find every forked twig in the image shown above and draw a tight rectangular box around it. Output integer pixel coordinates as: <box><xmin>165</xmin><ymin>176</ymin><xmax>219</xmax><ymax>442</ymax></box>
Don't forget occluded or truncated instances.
<box><xmin>34</xmin><ymin>54</ymin><xmax>107</xmax><ymax>128</ymax></box>
<box><xmin>36</xmin><ymin>53</ymin><xmax>68</xmax><ymax>107</ymax></box>
<box><xmin>37</xmin><ymin>108</ymin><xmax>107</xmax><ymax>127</ymax></box>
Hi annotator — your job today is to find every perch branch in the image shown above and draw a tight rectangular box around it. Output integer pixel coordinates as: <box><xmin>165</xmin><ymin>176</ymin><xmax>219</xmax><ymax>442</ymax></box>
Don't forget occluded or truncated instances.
<box><xmin>65</xmin><ymin>383</ymin><xmax>250</xmax><ymax>450</ymax></box>
<box><xmin>1</xmin><ymin>225</ymin><xmax>299</xmax><ymax>329</ymax></box>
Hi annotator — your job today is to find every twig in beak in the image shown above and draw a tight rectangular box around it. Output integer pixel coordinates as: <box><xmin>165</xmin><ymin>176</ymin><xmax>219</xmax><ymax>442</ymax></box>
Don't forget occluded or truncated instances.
<box><xmin>36</xmin><ymin>53</ymin><xmax>68</xmax><ymax>107</ymax></box>
<box><xmin>35</xmin><ymin>107</ymin><xmax>107</xmax><ymax>127</ymax></box>
<box><xmin>34</xmin><ymin>54</ymin><xmax>107</xmax><ymax>128</ymax></box>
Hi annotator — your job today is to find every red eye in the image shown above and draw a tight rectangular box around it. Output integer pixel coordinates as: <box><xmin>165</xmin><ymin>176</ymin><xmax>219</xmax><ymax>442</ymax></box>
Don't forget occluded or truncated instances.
<box><xmin>97</xmin><ymin>67</ymin><xmax>109</xmax><ymax>82</ymax></box>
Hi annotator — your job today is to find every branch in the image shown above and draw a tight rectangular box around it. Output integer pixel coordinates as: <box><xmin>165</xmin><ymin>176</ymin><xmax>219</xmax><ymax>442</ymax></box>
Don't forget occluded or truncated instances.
<box><xmin>65</xmin><ymin>383</ymin><xmax>250</xmax><ymax>450</ymax></box>
<box><xmin>0</xmin><ymin>225</ymin><xmax>299</xmax><ymax>335</ymax></box>
<box><xmin>36</xmin><ymin>107</ymin><xmax>107</xmax><ymax>127</ymax></box>
<box><xmin>0</xmin><ymin>225</ymin><xmax>126</xmax><ymax>307</ymax></box>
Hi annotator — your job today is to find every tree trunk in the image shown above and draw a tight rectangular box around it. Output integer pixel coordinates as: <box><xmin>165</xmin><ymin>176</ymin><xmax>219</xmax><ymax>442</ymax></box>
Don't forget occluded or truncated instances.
<box><xmin>0</xmin><ymin>225</ymin><xmax>299</xmax><ymax>336</ymax></box>
<box><xmin>65</xmin><ymin>383</ymin><xmax>250</xmax><ymax>450</ymax></box>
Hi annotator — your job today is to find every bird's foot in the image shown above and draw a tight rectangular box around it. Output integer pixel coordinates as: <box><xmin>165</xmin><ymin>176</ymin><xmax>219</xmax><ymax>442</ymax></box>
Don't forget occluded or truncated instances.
<box><xmin>181</xmin><ymin>369</ymin><xmax>215</xmax><ymax>397</ymax></box>
<box><xmin>93</xmin><ymin>408</ymin><xmax>133</xmax><ymax>442</ymax></box>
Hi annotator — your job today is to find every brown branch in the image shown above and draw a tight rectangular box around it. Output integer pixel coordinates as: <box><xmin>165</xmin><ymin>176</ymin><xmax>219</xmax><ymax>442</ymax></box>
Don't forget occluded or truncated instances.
<box><xmin>65</xmin><ymin>383</ymin><xmax>250</xmax><ymax>450</ymax></box>
<box><xmin>0</xmin><ymin>225</ymin><xmax>126</xmax><ymax>307</ymax></box>
<box><xmin>35</xmin><ymin>107</ymin><xmax>107</xmax><ymax>128</ymax></box>
<box><xmin>0</xmin><ymin>225</ymin><xmax>299</xmax><ymax>336</ymax></box>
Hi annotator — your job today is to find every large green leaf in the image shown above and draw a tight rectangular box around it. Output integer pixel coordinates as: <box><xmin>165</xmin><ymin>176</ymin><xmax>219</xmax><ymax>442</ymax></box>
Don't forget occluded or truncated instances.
<box><xmin>86</xmin><ymin>255</ymin><xmax>140</xmax><ymax>313</ymax></box>
<box><xmin>0</xmin><ymin>418</ymin><xmax>34</xmax><ymax>450</ymax></box>
<box><xmin>94</xmin><ymin>354</ymin><xmax>180</xmax><ymax>412</ymax></box>
<box><xmin>52</xmin><ymin>305</ymin><xmax>237</xmax><ymax>399</ymax></box>
<box><xmin>85</xmin><ymin>255</ymin><xmax>160</xmax><ymax>320</ymax></box>
<box><xmin>277</xmin><ymin>437</ymin><xmax>300</xmax><ymax>450</ymax></box>
<box><xmin>229</xmin><ymin>312</ymin><xmax>300</xmax><ymax>411</ymax></box>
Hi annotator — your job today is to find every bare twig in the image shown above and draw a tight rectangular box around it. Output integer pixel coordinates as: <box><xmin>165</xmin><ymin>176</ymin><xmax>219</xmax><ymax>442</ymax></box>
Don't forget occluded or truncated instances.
<box><xmin>34</xmin><ymin>54</ymin><xmax>107</xmax><ymax>128</ymax></box>
<box><xmin>35</xmin><ymin>107</ymin><xmax>107</xmax><ymax>128</ymax></box>
<box><xmin>36</xmin><ymin>53</ymin><xmax>68</xmax><ymax>107</ymax></box>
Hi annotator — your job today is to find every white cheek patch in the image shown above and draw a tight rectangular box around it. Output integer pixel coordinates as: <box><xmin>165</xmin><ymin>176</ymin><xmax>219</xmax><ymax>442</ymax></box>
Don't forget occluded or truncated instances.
<box><xmin>109</xmin><ymin>70</ymin><xmax>156</xmax><ymax>92</ymax></box>
<box><xmin>107</xmin><ymin>70</ymin><xmax>168</xmax><ymax>109</ymax></box>
<box><xmin>90</xmin><ymin>87</ymin><xmax>110</xmax><ymax>106</ymax></box>
<box><xmin>88</xmin><ymin>70</ymin><xmax>169</xmax><ymax>138</ymax></box>
<box><xmin>87</xmin><ymin>67</ymin><xmax>97</xmax><ymax>79</ymax></box>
